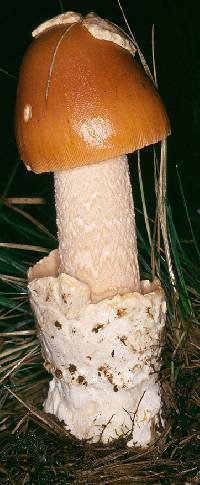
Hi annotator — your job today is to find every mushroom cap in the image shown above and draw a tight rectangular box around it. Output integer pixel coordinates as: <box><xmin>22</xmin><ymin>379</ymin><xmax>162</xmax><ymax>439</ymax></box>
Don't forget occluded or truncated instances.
<box><xmin>16</xmin><ymin>13</ymin><xmax>170</xmax><ymax>173</ymax></box>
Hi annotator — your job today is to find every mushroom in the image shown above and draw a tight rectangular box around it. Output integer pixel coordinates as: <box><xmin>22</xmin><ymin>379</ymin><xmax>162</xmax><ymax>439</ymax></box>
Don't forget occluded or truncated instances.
<box><xmin>16</xmin><ymin>12</ymin><xmax>170</xmax><ymax>302</ymax></box>
<box><xmin>16</xmin><ymin>12</ymin><xmax>170</xmax><ymax>446</ymax></box>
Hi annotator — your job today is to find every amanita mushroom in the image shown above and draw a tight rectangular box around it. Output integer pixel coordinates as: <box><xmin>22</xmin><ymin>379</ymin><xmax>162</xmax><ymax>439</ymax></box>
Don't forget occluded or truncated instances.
<box><xmin>16</xmin><ymin>12</ymin><xmax>170</xmax><ymax>446</ymax></box>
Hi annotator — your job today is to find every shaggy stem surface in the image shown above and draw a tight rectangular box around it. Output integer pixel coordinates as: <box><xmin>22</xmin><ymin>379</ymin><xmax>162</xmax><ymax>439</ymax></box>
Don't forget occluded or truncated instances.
<box><xmin>54</xmin><ymin>156</ymin><xmax>140</xmax><ymax>302</ymax></box>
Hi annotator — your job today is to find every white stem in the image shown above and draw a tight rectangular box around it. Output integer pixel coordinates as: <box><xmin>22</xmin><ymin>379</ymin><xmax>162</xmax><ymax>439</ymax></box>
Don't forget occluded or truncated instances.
<box><xmin>54</xmin><ymin>155</ymin><xmax>140</xmax><ymax>302</ymax></box>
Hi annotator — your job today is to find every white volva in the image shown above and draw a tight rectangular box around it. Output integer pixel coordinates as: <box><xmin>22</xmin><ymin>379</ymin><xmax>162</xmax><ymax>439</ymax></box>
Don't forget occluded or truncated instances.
<box><xmin>28</xmin><ymin>252</ymin><xmax>166</xmax><ymax>447</ymax></box>
<box><xmin>54</xmin><ymin>156</ymin><xmax>140</xmax><ymax>302</ymax></box>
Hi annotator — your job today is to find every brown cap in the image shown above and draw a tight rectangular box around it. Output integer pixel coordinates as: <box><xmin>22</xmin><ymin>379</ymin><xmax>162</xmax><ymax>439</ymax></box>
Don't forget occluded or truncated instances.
<box><xmin>16</xmin><ymin>12</ymin><xmax>170</xmax><ymax>173</ymax></box>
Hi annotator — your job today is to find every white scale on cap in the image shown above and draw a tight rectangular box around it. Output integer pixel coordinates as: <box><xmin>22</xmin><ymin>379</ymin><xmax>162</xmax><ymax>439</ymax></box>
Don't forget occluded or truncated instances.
<box><xmin>32</xmin><ymin>11</ymin><xmax>136</xmax><ymax>56</ymax></box>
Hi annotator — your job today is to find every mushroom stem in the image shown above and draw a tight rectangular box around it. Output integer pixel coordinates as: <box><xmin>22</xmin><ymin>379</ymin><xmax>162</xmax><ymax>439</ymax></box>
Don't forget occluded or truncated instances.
<box><xmin>54</xmin><ymin>155</ymin><xmax>140</xmax><ymax>302</ymax></box>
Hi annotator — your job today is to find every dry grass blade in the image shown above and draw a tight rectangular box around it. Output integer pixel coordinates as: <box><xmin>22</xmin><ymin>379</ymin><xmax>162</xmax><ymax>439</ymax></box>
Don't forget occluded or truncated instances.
<box><xmin>0</xmin><ymin>330</ymin><xmax>36</xmax><ymax>336</ymax></box>
<box><xmin>3</xmin><ymin>199</ymin><xmax>56</xmax><ymax>240</ymax></box>
<box><xmin>151</xmin><ymin>24</ymin><xmax>158</xmax><ymax>88</ymax></box>
<box><xmin>0</xmin><ymin>345</ymin><xmax>39</xmax><ymax>385</ymax></box>
<box><xmin>157</xmin><ymin>140</ymin><xmax>177</xmax><ymax>291</ymax></box>
<box><xmin>4</xmin><ymin>386</ymin><xmax>73</xmax><ymax>439</ymax></box>
<box><xmin>11</xmin><ymin>412</ymin><xmax>29</xmax><ymax>434</ymax></box>
<box><xmin>3</xmin><ymin>197</ymin><xmax>46</xmax><ymax>205</ymax></box>
<box><xmin>0</xmin><ymin>298</ymin><xmax>29</xmax><ymax>319</ymax></box>
<box><xmin>58</xmin><ymin>0</ymin><xmax>64</xmax><ymax>14</ymax></box>
<box><xmin>0</xmin><ymin>242</ymin><xmax>49</xmax><ymax>252</ymax></box>
<box><xmin>0</xmin><ymin>67</ymin><xmax>16</xmax><ymax>79</ymax></box>
<box><xmin>137</xmin><ymin>150</ymin><xmax>152</xmax><ymax>247</ymax></box>
<box><xmin>117</xmin><ymin>0</ymin><xmax>155</xmax><ymax>83</ymax></box>
<box><xmin>0</xmin><ymin>340</ymin><xmax>37</xmax><ymax>360</ymax></box>
<box><xmin>0</xmin><ymin>299</ymin><xmax>28</xmax><ymax>320</ymax></box>
<box><xmin>0</xmin><ymin>274</ymin><xmax>26</xmax><ymax>283</ymax></box>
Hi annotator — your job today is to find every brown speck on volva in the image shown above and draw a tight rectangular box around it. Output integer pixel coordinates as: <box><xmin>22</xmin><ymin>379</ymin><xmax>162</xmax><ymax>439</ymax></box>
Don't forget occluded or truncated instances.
<box><xmin>51</xmin><ymin>335</ymin><xmax>54</xmax><ymax>339</ymax></box>
<box><xmin>146</xmin><ymin>307</ymin><xmax>154</xmax><ymax>319</ymax></box>
<box><xmin>92</xmin><ymin>323</ymin><xmax>104</xmax><ymax>333</ymax></box>
<box><xmin>120</xmin><ymin>335</ymin><xmax>127</xmax><ymax>346</ymax></box>
<box><xmin>69</xmin><ymin>364</ymin><xmax>77</xmax><ymax>374</ymax></box>
<box><xmin>86</xmin><ymin>355</ymin><xmax>92</xmax><ymax>360</ymax></box>
<box><xmin>77</xmin><ymin>375</ymin><xmax>87</xmax><ymax>385</ymax></box>
<box><xmin>111</xmin><ymin>349</ymin><xmax>114</xmax><ymax>357</ymax></box>
<box><xmin>113</xmin><ymin>385</ymin><xmax>118</xmax><ymax>392</ymax></box>
<box><xmin>62</xmin><ymin>292</ymin><xmax>71</xmax><ymax>302</ymax></box>
<box><xmin>116</xmin><ymin>308</ymin><xmax>126</xmax><ymax>318</ymax></box>
<box><xmin>54</xmin><ymin>320</ymin><xmax>62</xmax><ymax>329</ymax></box>
<box><xmin>55</xmin><ymin>368</ymin><xmax>63</xmax><ymax>378</ymax></box>
<box><xmin>98</xmin><ymin>364</ymin><xmax>113</xmax><ymax>384</ymax></box>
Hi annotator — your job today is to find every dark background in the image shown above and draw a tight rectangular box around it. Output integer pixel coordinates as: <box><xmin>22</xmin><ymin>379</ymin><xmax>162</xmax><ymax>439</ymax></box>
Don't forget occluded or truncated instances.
<box><xmin>1</xmin><ymin>0</ymin><xmax>200</xmax><ymax>238</ymax></box>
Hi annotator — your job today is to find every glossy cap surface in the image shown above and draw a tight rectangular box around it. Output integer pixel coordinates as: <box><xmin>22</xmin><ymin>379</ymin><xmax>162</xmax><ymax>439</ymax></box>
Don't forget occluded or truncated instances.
<box><xmin>16</xmin><ymin>14</ymin><xmax>170</xmax><ymax>173</ymax></box>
